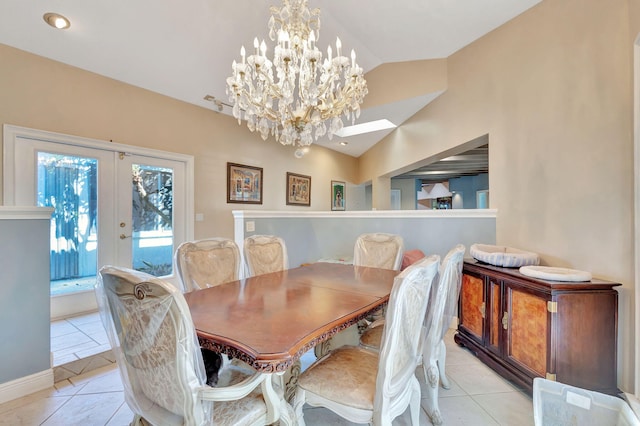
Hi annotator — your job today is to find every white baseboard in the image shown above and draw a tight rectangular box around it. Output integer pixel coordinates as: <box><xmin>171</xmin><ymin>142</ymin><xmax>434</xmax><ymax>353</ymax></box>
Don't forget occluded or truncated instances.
<box><xmin>0</xmin><ymin>369</ymin><xmax>54</xmax><ymax>405</ymax></box>
<box><xmin>51</xmin><ymin>290</ymin><xmax>98</xmax><ymax>321</ymax></box>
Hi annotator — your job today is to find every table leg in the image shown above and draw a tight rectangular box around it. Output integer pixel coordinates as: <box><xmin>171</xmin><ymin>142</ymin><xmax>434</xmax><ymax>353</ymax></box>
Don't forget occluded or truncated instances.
<box><xmin>263</xmin><ymin>372</ymin><xmax>296</xmax><ymax>425</ymax></box>
<box><xmin>282</xmin><ymin>360</ymin><xmax>302</xmax><ymax>403</ymax></box>
<box><xmin>314</xmin><ymin>323</ymin><xmax>361</xmax><ymax>358</ymax></box>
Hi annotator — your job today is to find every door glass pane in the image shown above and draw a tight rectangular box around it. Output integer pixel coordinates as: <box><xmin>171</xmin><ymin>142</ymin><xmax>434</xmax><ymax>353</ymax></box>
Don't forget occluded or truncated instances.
<box><xmin>37</xmin><ymin>152</ymin><xmax>98</xmax><ymax>295</ymax></box>
<box><xmin>131</xmin><ymin>164</ymin><xmax>174</xmax><ymax>276</ymax></box>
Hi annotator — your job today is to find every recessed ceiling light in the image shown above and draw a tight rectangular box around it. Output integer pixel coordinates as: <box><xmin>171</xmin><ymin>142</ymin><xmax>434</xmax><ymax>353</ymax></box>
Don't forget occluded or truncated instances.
<box><xmin>43</xmin><ymin>13</ymin><xmax>70</xmax><ymax>30</ymax></box>
<box><xmin>340</xmin><ymin>141</ymin><xmax>348</xmax><ymax>146</ymax></box>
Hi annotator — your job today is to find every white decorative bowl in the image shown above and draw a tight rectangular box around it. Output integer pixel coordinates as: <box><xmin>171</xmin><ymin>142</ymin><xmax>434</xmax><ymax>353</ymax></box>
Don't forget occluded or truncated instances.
<box><xmin>469</xmin><ymin>243</ymin><xmax>540</xmax><ymax>268</ymax></box>
<box><xmin>519</xmin><ymin>265</ymin><xmax>592</xmax><ymax>282</ymax></box>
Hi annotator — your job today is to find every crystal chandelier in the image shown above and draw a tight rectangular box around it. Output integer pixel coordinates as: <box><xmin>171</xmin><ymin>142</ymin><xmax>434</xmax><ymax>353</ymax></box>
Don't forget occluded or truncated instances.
<box><xmin>226</xmin><ymin>0</ymin><xmax>368</xmax><ymax>155</ymax></box>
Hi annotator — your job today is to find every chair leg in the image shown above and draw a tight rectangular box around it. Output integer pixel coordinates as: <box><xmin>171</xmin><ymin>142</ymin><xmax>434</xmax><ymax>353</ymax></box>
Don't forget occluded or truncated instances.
<box><xmin>129</xmin><ymin>414</ymin><xmax>148</xmax><ymax>426</ymax></box>
<box><xmin>409</xmin><ymin>378</ymin><xmax>422</xmax><ymax>426</ymax></box>
<box><xmin>436</xmin><ymin>340</ymin><xmax>451</xmax><ymax>389</ymax></box>
<box><xmin>292</xmin><ymin>387</ymin><xmax>307</xmax><ymax>426</ymax></box>
<box><xmin>278</xmin><ymin>397</ymin><xmax>297</xmax><ymax>426</ymax></box>
<box><xmin>423</xmin><ymin>360</ymin><xmax>444</xmax><ymax>425</ymax></box>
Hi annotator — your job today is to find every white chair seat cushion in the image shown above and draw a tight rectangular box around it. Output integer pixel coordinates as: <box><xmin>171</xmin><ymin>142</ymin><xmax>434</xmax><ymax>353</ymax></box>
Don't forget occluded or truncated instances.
<box><xmin>470</xmin><ymin>243</ymin><xmax>539</xmax><ymax>268</ymax></box>
<box><xmin>213</xmin><ymin>389</ymin><xmax>267</xmax><ymax>426</ymax></box>
<box><xmin>212</xmin><ymin>360</ymin><xmax>278</xmax><ymax>425</ymax></box>
<box><xmin>519</xmin><ymin>265</ymin><xmax>592</xmax><ymax>282</ymax></box>
<box><xmin>359</xmin><ymin>325</ymin><xmax>383</xmax><ymax>350</ymax></box>
<box><xmin>298</xmin><ymin>346</ymin><xmax>378</xmax><ymax>410</ymax></box>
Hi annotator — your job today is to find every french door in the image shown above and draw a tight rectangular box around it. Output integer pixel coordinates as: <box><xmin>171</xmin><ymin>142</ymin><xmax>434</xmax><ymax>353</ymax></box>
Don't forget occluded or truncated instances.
<box><xmin>4</xmin><ymin>125</ymin><xmax>193</xmax><ymax>318</ymax></box>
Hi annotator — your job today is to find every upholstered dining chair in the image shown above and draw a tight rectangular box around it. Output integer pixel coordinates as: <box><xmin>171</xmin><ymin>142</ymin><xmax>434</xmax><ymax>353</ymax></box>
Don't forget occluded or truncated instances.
<box><xmin>421</xmin><ymin>244</ymin><xmax>465</xmax><ymax>425</ymax></box>
<box><xmin>431</xmin><ymin>244</ymin><xmax>466</xmax><ymax>389</ymax></box>
<box><xmin>358</xmin><ymin>244</ymin><xmax>466</xmax><ymax>425</ymax></box>
<box><xmin>293</xmin><ymin>255</ymin><xmax>440</xmax><ymax>425</ymax></box>
<box><xmin>353</xmin><ymin>232</ymin><xmax>405</xmax><ymax>271</ymax></box>
<box><xmin>243</xmin><ymin>235</ymin><xmax>289</xmax><ymax>277</ymax></box>
<box><xmin>317</xmin><ymin>233</ymin><xmax>405</xmax><ymax>356</ymax></box>
<box><xmin>175</xmin><ymin>238</ymin><xmax>241</xmax><ymax>292</ymax></box>
<box><xmin>96</xmin><ymin>265</ymin><xmax>293</xmax><ymax>426</ymax></box>
<box><xmin>353</xmin><ymin>232</ymin><xmax>404</xmax><ymax>327</ymax></box>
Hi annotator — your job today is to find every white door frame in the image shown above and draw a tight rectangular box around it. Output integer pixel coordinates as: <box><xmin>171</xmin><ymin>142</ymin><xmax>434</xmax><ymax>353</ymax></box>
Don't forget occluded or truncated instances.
<box><xmin>3</xmin><ymin>124</ymin><xmax>194</xmax><ymax>318</ymax></box>
<box><xmin>634</xmin><ymin>34</ymin><xmax>640</xmax><ymax>396</ymax></box>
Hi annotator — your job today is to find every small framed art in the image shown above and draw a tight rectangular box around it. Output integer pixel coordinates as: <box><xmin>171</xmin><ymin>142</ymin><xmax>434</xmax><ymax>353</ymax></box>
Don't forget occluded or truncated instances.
<box><xmin>227</xmin><ymin>162</ymin><xmax>263</xmax><ymax>204</ymax></box>
<box><xmin>331</xmin><ymin>180</ymin><xmax>346</xmax><ymax>211</ymax></box>
<box><xmin>286</xmin><ymin>172</ymin><xmax>311</xmax><ymax>206</ymax></box>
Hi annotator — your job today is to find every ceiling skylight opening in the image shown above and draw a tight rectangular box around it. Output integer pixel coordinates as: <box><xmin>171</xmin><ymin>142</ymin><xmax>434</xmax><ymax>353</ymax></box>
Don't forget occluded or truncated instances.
<box><xmin>334</xmin><ymin>119</ymin><xmax>396</xmax><ymax>138</ymax></box>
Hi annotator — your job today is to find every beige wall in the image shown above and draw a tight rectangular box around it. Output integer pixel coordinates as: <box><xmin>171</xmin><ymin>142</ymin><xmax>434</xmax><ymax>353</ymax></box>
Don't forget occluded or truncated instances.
<box><xmin>359</xmin><ymin>0</ymin><xmax>635</xmax><ymax>391</ymax></box>
<box><xmin>2</xmin><ymin>0</ymin><xmax>638</xmax><ymax>392</ymax></box>
<box><xmin>0</xmin><ymin>43</ymin><xmax>359</xmax><ymax>240</ymax></box>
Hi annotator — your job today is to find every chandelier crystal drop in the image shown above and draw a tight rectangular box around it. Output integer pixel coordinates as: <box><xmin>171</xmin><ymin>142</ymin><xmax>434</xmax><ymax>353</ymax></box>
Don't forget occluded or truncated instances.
<box><xmin>226</xmin><ymin>0</ymin><xmax>368</xmax><ymax>151</ymax></box>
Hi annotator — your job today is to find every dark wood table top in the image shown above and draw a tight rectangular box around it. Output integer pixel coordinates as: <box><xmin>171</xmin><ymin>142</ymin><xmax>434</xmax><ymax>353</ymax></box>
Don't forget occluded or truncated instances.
<box><xmin>185</xmin><ymin>262</ymin><xmax>398</xmax><ymax>372</ymax></box>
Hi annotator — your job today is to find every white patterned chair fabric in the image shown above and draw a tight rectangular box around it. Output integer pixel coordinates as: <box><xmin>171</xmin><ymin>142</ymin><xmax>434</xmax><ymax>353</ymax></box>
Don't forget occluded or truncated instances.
<box><xmin>353</xmin><ymin>233</ymin><xmax>405</xmax><ymax>271</ymax></box>
<box><xmin>433</xmin><ymin>244</ymin><xmax>466</xmax><ymax>389</ymax></box>
<box><xmin>243</xmin><ymin>235</ymin><xmax>289</xmax><ymax>277</ymax></box>
<box><xmin>96</xmin><ymin>266</ymin><xmax>292</xmax><ymax>426</ymax></box>
<box><xmin>293</xmin><ymin>255</ymin><xmax>440</xmax><ymax>425</ymax></box>
<box><xmin>421</xmin><ymin>244</ymin><xmax>465</xmax><ymax>425</ymax></box>
<box><xmin>175</xmin><ymin>238</ymin><xmax>241</xmax><ymax>292</ymax></box>
<box><xmin>351</xmin><ymin>232</ymin><xmax>404</xmax><ymax>329</ymax></box>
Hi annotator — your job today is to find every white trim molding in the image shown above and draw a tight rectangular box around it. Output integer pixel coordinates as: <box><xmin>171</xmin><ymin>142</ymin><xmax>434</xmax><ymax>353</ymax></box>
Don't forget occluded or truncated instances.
<box><xmin>232</xmin><ymin>209</ymin><xmax>497</xmax><ymax>220</ymax></box>
<box><xmin>0</xmin><ymin>369</ymin><xmax>53</xmax><ymax>405</ymax></box>
<box><xmin>0</xmin><ymin>206</ymin><xmax>54</xmax><ymax>220</ymax></box>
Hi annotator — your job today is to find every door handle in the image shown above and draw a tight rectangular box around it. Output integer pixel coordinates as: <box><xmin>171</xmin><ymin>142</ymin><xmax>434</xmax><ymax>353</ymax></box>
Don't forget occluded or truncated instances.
<box><xmin>119</xmin><ymin>234</ymin><xmax>131</xmax><ymax>240</ymax></box>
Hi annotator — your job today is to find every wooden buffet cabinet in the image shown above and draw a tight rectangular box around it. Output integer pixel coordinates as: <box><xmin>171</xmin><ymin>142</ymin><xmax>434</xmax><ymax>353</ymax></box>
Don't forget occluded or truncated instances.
<box><xmin>455</xmin><ymin>259</ymin><xmax>620</xmax><ymax>395</ymax></box>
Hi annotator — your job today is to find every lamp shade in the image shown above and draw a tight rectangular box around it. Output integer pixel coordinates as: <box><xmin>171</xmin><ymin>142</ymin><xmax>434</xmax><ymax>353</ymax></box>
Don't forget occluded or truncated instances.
<box><xmin>417</xmin><ymin>183</ymin><xmax>452</xmax><ymax>200</ymax></box>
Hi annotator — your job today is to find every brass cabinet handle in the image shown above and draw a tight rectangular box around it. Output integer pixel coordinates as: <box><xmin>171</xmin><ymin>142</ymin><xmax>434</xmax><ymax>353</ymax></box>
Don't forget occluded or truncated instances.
<box><xmin>479</xmin><ymin>303</ymin><xmax>486</xmax><ymax>318</ymax></box>
<box><xmin>502</xmin><ymin>311</ymin><xmax>509</xmax><ymax>330</ymax></box>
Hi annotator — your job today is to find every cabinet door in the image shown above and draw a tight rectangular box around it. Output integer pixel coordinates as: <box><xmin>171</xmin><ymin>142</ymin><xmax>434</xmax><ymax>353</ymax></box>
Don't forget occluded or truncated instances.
<box><xmin>504</xmin><ymin>283</ymin><xmax>548</xmax><ymax>378</ymax></box>
<box><xmin>459</xmin><ymin>272</ymin><xmax>485</xmax><ymax>344</ymax></box>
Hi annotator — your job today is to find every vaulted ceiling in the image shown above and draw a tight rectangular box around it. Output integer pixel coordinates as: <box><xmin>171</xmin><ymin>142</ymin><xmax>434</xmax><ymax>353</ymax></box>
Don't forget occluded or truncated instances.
<box><xmin>0</xmin><ymin>0</ymin><xmax>541</xmax><ymax>158</ymax></box>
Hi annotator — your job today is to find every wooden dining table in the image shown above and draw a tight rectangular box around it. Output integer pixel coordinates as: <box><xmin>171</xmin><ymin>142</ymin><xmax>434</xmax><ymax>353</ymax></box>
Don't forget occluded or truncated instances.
<box><xmin>184</xmin><ymin>262</ymin><xmax>399</xmax><ymax>374</ymax></box>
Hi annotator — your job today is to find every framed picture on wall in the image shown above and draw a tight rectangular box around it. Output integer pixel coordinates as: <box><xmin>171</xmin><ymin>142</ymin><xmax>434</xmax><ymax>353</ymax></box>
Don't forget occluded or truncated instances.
<box><xmin>286</xmin><ymin>172</ymin><xmax>311</xmax><ymax>206</ymax></box>
<box><xmin>227</xmin><ymin>162</ymin><xmax>263</xmax><ymax>204</ymax></box>
<box><xmin>331</xmin><ymin>180</ymin><xmax>346</xmax><ymax>211</ymax></box>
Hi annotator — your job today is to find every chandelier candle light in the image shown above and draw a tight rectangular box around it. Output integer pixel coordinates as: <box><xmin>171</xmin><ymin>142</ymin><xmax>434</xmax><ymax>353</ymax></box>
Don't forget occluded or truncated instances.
<box><xmin>226</xmin><ymin>0</ymin><xmax>368</xmax><ymax>157</ymax></box>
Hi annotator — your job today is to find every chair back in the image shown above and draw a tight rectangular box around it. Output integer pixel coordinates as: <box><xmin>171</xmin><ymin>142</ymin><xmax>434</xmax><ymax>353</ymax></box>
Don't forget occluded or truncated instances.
<box><xmin>374</xmin><ymin>255</ymin><xmax>440</xmax><ymax>421</ymax></box>
<box><xmin>437</xmin><ymin>244</ymin><xmax>466</xmax><ymax>341</ymax></box>
<box><xmin>353</xmin><ymin>233</ymin><xmax>404</xmax><ymax>271</ymax></box>
<box><xmin>175</xmin><ymin>238</ymin><xmax>241</xmax><ymax>292</ymax></box>
<box><xmin>421</xmin><ymin>245</ymin><xmax>465</xmax><ymax>357</ymax></box>
<box><xmin>244</xmin><ymin>235</ymin><xmax>289</xmax><ymax>276</ymax></box>
<box><xmin>96</xmin><ymin>266</ymin><xmax>210</xmax><ymax>426</ymax></box>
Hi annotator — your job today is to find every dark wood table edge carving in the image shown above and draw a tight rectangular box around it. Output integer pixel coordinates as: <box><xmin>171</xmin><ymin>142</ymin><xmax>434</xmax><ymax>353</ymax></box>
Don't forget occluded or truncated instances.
<box><xmin>198</xmin><ymin>301</ymin><xmax>388</xmax><ymax>373</ymax></box>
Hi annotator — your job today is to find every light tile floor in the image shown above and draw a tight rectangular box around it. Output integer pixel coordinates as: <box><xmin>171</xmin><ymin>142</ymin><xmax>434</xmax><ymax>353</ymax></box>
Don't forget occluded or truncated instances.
<box><xmin>50</xmin><ymin>312</ymin><xmax>115</xmax><ymax>382</ymax></box>
<box><xmin>2</xmin><ymin>313</ymin><xmax>534</xmax><ymax>425</ymax></box>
